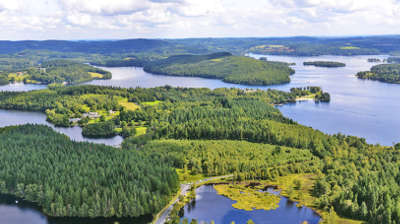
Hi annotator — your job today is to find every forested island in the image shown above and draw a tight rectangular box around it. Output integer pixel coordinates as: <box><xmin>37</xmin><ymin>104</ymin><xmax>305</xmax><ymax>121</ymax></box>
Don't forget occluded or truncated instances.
<box><xmin>1</xmin><ymin>85</ymin><xmax>400</xmax><ymax>223</ymax></box>
<box><xmin>143</xmin><ymin>52</ymin><xmax>295</xmax><ymax>85</ymax></box>
<box><xmin>0</xmin><ymin>60</ymin><xmax>111</xmax><ymax>86</ymax></box>
<box><xmin>357</xmin><ymin>64</ymin><xmax>400</xmax><ymax>84</ymax></box>
<box><xmin>368</xmin><ymin>58</ymin><xmax>382</xmax><ymax>63</ymax></box>
<box><xmin>303</xmin><ymin>61</ymin><xmax>346</xmax><ymax>68</ymax></box>
<box><xmin>290</xmin><ymin>86</ymin><xmax>330</xmax><ymax>102</ymax></box>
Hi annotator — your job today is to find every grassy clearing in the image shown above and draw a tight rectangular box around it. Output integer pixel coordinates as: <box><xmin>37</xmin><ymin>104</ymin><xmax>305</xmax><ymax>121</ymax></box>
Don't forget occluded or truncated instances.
<box><xmin>8</xmin><ymin>73</ymin><xmax>29</xmax><ymax>82</ymax></box>
<box><xmin>135</xmin><ymin>126</ymin><xmax>147</xmax><ymax>136</ymax></box>
<box><xmin>88</xmin><ymin>72</ymin><xmax>104</xmax><ymax>78</ymax></box>
<box><xmin>268</xmin><ymin>45</ymin><xmax>285</xmax><ymax>48</ymax></box>
<box><xmin>214</xmin><ymin>184</ymin><xmax>280</xmax><ymax>211</ymax></box>
<box><xmin>210</xmin><ymin>58</ymin><xmax>223</xmax><ymax>62</ymax></box>
<box><xmin>296</xmin><ymin>94</ymin><xmax>316</xmax><ymax>101</ymax></box>
<box><xmin>141</xmin><ymin>100</ymin><xmax>161</xmax><ymax>106</ymax></box>
<box><xmin>340</xmin><ymin>46</ymin><xmax>360</xmax><ymax>50</ymax></box>
<box><xmin>119</xmin><ymin>98</ymin><xmax>140</xmax><ymax>111</ymax></box>
<box><xmin>176</xmin><ymin>168</ymin><xmax>206</xmax><ymax>183</ymax></box>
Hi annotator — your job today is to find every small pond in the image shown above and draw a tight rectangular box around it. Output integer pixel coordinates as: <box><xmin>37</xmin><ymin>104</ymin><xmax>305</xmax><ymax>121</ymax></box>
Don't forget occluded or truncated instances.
<box><xmin>181</xmin><ymin>185</ymin><xmax>320</xmax><ymax>224</ymax></box>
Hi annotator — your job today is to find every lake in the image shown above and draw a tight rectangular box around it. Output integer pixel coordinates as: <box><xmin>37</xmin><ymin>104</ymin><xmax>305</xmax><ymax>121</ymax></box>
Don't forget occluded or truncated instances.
<box><xmin>87</xmin><ymin>54</ymin><xmax>398</xmax><ymax>145</ymax></box>
<box><xmin>251</xmin><ymin>54</ymin><xmax>399</xmax><ymax>145</ymax></box>
<box><xmin>0</xmin><ymin>109</ymin><xmax>123</xmax><ymax>147</ymax></box>
<box><xmin>0</xmin><ymin>82</ymin><xmax>47</xmax><ymax>92</ymax></box>
<box><xmin>181</xmin><ymin>185</ymin><xmax>321</xmax><ymax>224</ymax></box>
<box><xmin>3</xmin><ymin>54</ymin><xmax>398</xmax><ymax>145</ymax></box>
<box><xmin>1</xmin><ymin>54</ymin><xmax>399</xmax><ymax>223</ymax></box>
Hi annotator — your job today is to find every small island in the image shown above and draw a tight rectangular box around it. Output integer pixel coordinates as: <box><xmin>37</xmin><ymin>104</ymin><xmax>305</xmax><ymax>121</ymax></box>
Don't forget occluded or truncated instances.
<box><xmin>368</xmin><ymin>58</ymin><xmax>382</xmax><ymax>63</ymax></box>
<box><xmin>143</xmin><ymin>52</ymin><xmax>295</xmax><ymax>86</ymax></box>
<box><xmin>290</xmin><ymin>86</ymin><xmax>331</xmax><ymax>102</ymax></box>
<box><xmin>303</xmin><ymin>61</ymin><xmax>346</xmax><ymax>68</ymax></box>
<box><xmin>357</xmin><ymin>63</ymin><xmax>400</xmax><ymax>84</ymax></box>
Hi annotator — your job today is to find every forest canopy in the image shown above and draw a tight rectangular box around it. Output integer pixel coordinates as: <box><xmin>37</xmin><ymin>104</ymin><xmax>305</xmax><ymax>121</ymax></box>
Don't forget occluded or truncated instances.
<box><xmin>0</xmin><ymin>124</ymin><xmax>179</xmax><ymax>218</ymax></box>
<box><xmin>144</xmin><ymin>53</ymin><xmax>295</xmax><ymax>86</ymax></box>
<box><xmin>1</xmin><ymin>85</ymin><xmax>399</xmax><ymax>223</ymax></box>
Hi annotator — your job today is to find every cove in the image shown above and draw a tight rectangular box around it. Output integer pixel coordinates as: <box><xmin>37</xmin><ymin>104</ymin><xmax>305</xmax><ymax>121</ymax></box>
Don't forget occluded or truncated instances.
<box><xmin>181</xmin><ymin>185</ymin><xmax>320</xmax><ymax>224</ymax></box>
<box><xmin>0</xmin><ymin>109</ymin><xmax>123</xmax><ymax>147</ymax></box>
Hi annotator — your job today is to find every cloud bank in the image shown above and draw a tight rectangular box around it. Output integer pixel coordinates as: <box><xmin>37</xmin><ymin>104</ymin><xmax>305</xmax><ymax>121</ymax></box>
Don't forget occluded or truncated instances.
<box><xmin>0</xmin><ymin>0</ymin><xmax>399</xmax><ymax>40</ymax></box>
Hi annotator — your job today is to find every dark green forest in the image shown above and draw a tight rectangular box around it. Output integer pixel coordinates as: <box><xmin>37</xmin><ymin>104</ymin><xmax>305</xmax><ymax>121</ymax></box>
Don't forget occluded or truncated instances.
<box><xmin>140</xmin><ymin>140</ymin><xmax>322</xmax><ymax>180</ymax></box>
<box><xmin>1</xmin><ymin>85</ymin><xmax>400</xmax><ymax>223</ymax></box>
<box><xmin>357</xmin><ymin>64</ymin><xmax>400</xmax><ymax>84</ymax></box>
<box><xmin>144</xmin><ymin>53</ymin><xmax>295</xmax><ymax>85</ymax></box>
<box><xmin>0</xmin><ymin>125</ymin><xmax>178</xmax><ymax>218</ymax></box>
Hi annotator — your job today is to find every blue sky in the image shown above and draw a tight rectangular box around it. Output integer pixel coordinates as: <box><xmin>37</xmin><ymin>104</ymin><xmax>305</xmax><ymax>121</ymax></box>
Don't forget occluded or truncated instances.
<box><xmin>0</xmin><ymin>0</ymin><xmax>400</xmax><ymax>40</ymax></box>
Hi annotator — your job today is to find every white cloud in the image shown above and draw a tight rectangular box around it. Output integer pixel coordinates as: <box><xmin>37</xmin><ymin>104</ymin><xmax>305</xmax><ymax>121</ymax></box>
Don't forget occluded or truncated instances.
<box><xmin>0</xmin><ymin>0</ymin><xmax>400</xmax><ymax>39</ymax></box>
<box><xmin>0</xmin><ymin>0</ymin><xmax>19</xmax><ymax>11</ymax></box>
<box><xmin>59</xmin><ymin>0</ymin><xmax>150</xmax><ymax>16</ymax></box>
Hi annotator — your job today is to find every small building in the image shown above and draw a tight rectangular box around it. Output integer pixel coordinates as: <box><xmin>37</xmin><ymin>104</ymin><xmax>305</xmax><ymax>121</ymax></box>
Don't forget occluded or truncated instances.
<box><xmin>69</xmin><ymin>118</ymin><xmax>81</xmax><ymax>123</ymax></box>
<box><xmin>82</xmin><ymin>112</ymin><xmax>101</xmax><ymax>119</ymax></box>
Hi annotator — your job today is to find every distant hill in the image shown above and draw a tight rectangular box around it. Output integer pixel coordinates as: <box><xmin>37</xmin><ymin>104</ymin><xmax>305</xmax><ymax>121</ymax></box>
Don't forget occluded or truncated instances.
<box><xmin>1</xmin><ymin>35</ymin><xmax>400</xmax><ymax>56</ymax></box>
<box><xmin>0</xmin><ymin>39</ymin><xmax>169</xmax><ymax>54</ymax></box>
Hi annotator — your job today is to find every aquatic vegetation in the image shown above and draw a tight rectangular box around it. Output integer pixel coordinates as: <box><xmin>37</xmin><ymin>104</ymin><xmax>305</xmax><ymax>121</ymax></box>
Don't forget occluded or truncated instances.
<box><xmin>214</xmin><ymin>184</ymin><xmax>280</xmax><ymax>211</ymax></box>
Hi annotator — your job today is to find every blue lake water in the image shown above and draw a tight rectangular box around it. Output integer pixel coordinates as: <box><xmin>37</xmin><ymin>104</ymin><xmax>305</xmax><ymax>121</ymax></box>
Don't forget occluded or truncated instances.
<box><xmin>2</xmin><ymin>55</ymin><xmax>397</xmax><ymax>145</ymax></box>
<box><xmin>88</xmin><ymin>54</ymin><xmax>398</xmax><ymax>145</ymax></box>
<box><xmin>0</xmin><ymin>82</ymin><xmax>47</xmax><ymax>92</ymax></box>
<box><xmin>181</xmin><ymin>185</ymin><xmax>320</xmax><ymax>224</ymax></box>
<box><xmin>1</xmin><ymin>54</ymin><xmax>399</xmax><ymax>223</ymax></box>
<box><xmin>0</xmin><ymin>109</ymin><xmax>123</xmax><ymax>147</ymax></box>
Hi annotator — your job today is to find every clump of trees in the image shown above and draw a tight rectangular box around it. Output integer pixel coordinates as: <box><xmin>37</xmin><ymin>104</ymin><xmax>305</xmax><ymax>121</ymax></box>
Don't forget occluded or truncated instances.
<box><xmin>82</xmin><ymin>121</ymin><xmax>117</xmax><ymax>138</ymax></box>
<box><xmin>303</xmin><ymin>61</ymin><xmax>346</xmax><ymax>67</ymax></box>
